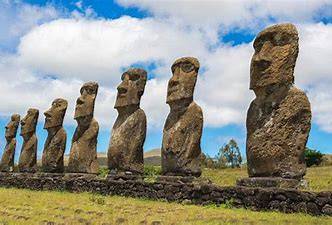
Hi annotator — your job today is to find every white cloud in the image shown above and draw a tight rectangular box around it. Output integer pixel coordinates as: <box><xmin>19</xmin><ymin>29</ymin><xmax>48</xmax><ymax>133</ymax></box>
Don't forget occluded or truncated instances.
<box><xmin>16</xmin><ymin>15</ymin><xmax>254</xmax><ymax>129</ymax></box>
<box><xmin>0</xmin><ymin>1</ymin><xmax>331</xmax><ymax>134</ymax></box>
<box><xmin>307</xmin><ymin>84</ymin><xmax>332</xmax><ymax>132</ymax></box>
<box><xmin>18</xmin><ymin>17</ymin><xmax>209</xmax><ymax>85</ymax></box>
<box><xmin>0</xmin><ymin>0</ymin><xmax>59</xmax><ymax>50</ymax></box>
<box><xmin>196</xmin><ymin>44</ymin><xmax>253</xmax><ymax>127</ymax></box>
<box><xmin>0</xmin><ymin>54</ymin><xmax>119</xmax><ymax>129</ymax></box>
<box><xmin>297</xmin><ymin>23</ymin><xmax>332</xmax><ymax>85</ymax></box>
<box><xmin>296</xmin><ymin>23</ymin><xmax>332</xmax><ymax>132</ymax></box>
<box><xmin>117</xmin><ymin>0</ymin><xmax>332</xmax><ymax>32</ymax></box>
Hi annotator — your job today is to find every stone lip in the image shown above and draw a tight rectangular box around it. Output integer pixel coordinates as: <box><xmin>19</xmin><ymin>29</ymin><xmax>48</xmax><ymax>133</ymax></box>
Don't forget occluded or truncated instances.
<box><xmin>237</xmin><ymin>177</ymin><xmax>306</xmax><ymax>189</ymax></box>
<box><xmin>0</xmin><ymin>172</ymin><xmax>331</xmax><ymax>216</ymax></box>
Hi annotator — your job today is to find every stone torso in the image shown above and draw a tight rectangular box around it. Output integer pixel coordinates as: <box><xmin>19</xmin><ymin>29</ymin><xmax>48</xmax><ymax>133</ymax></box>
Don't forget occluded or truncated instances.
<box><xmin>0</xmin><ymin>139</ymin><xmax>16</xmax><ymax>172</ymax></box>
<box><xmin>18</xmin><ymin>134</ymin><xmax>37</xmax><ymax>172</ymax></box>
<box><xmin>42</xmin><ymin>128</ymin><xmax>67</xmax><ymax>173</ymax></box>
<box><xmin>68</xmin><ymin>118</ymin><xmax>99</xmax><ymax>174</ymax></box>
<box><xmin>246</xmin><ymin>86</ymin><xmax>311</xmax><ymax>179</ymax></box>
<box><xmin>162</xmin><ymin>102</ymin><xmax>203</xmax><ymax>177</ymax></box>
<box><xmin>108</xmin><ymin>109</ymin><xmax>146</xmax><ymax>174</ymax></box>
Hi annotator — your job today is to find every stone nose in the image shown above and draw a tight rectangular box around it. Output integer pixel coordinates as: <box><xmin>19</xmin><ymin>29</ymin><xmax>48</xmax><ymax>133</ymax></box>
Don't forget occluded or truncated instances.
<box><xmin>168</xmin><ymin>79</ymin><xmax>179</xmax><ymax>88</ymax></box>
<box><xmin>44</xmin><ymin>110</ymin><xmax>51</xmax><ymax>117</ymax></box>
<box><xmin>76</xmin><ymin>97</ymin><xmax>84</xmax><ymax>105</ymax></box>
<box><xmin>117</xmin><ymin>82</ymin><xmax>128</xmax><ymax>94</ymax></box>
<box><xmin>254</xmin><ymin>42</ymin><xmax>272</xmax><ymax>62</ymax></box>
<box><xmin>169</xmin><ymin>73</ymin><xmax>180</xmax><ymax>86</ymax></box>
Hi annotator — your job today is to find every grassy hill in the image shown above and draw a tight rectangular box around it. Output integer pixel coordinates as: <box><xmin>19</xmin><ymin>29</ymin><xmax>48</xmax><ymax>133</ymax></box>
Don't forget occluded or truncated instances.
<box><xmin>143</xmin><ymin>148</ymin><xmax>161</xmax><ymax>166</ymax></box>
<box><xmin>1</xmin><ymin>186</ymin><xmax>331</xmax><ymax>225</ymax></box>
<box><xmin>0</xmin><ymin>166</ymin><xmax>332</xmax><ymax>224</ymax></box>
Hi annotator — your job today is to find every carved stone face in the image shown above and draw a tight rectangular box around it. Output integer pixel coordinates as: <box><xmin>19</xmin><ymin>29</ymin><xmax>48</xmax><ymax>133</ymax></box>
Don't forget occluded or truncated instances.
<box><xmin>44</xmin><ymin>98</ymin><xmax>68</xmax><ymax>129</ymax></box>
<box><xmin>166</xmin><ymin>57</ymin><xmax>200</xmax><ymax>104</ymax></box>
<box><xmin>250</xmin><ymin>23</ymin><xmax>299</xmax><ymax>90</ymax></box>
<box><xmin>20</xmin><ymin>108</ymin><xmax>39</xmax><ymax>136</ymax></box>
<box><xmin>5</xmin><ymin>114</ymin><xmax>20</xmax><ymax>139</ymax></box>
<box><xmin>114</xmin><ymin>68</ymin><xmax>147</xmax><ymax>109</ymax></box>
<box><xmin>74</xmin><ymin>82</ymin><xmax>98</xmax><ymax>119</ymax></box>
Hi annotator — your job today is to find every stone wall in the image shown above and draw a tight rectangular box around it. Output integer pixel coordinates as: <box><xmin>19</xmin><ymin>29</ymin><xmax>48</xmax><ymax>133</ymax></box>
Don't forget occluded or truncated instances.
<box><xmin>0</xmin><ymin>173</ymin><xmax>331</xmax><ymax>216</ymax></box>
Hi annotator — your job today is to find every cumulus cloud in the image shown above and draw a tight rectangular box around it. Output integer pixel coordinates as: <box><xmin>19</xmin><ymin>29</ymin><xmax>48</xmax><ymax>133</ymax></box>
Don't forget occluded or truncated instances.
<box><xmin>0</xmin><ymin>0</ymin><xmax>331</xmax><ymax>135</ymax></box>
<box><xmin>0</xmin><ymin>54</ymin><xmax>117</xmax><ymax>128</ymax></box>
<box><xmin>18</xmin><ymin>17</ymin><xmax>209</xmax><ymax>85</ymax></box>
<box><xmin>296</xmin><ymin>23</ymin><xmax>332</xmax><ymax>132</ymax></box>
<box><xmin>0</xmin><ymin>0</ymin><xmax>58</xmax><ymax>50</ymax></box>
<box><xmin>117</xmin><ymin>0</ymin><xmax>332</xmax><ymax>36</ymax></box>
<box><xmin>16</xmin><ymin>15</ymin><xmax>254</xmax><ymax>129</ymax></box>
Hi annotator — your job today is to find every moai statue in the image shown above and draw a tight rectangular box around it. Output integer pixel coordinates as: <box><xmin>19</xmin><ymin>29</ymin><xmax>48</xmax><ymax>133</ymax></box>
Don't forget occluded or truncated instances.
<box><xmin>18</xmin><ymin>108</ymin><xmax>39</xmax><ymax>172</ymax></box>
<box><xmin>42</xmin><ymin>98</ymin><xmax>68</xmax><ymax>173</ymax></box>
<box><xmin>0</xmin><ymin>114</ymin><xmax>20</xmax><ymax>172</ymax></box>
<box><xmin>241</xmin><ymin>23</ymin><xmax>312</xmax><ymax>187</ymax></box>
<box><xmin>108</xmin><ymin>68</ymin><xmax>147</xmax><ymax>175</ymax></box>
<box><xmin>161</xmin><ymin>57</ymin><xmax>203</xmax><ymax>177</ymax></box>
<box><xmin>68</xmin><ymin>82</ymin><xmax>99</xmax><ymax>174</ymax></box>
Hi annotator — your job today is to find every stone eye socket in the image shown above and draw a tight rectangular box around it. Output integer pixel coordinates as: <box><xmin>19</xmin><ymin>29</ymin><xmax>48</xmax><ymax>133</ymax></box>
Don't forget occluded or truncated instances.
<box><xmin>122</xmin><ymin>73</ymin><xmax>140</xmax><ymax>81</ymax></box>
<box><xmin>129</xmin><ymin>74</ymin><xmax>140</xmax><ymax>81</ymax></box>
<box><xmin>181</xmin><ymin>62</ymin><xmax>195</xmax><ymax>73</ymax></box>
<box><xmin>273</xmin><ymin>34</ymin><xmax>290</xmax><ymax>46</ymax></box>
<box><xmin>254</xmin><ymin>33</ymin><xmax>291</xmax><ymax>51</ymax></box>
<box><xmin>85</xmin><ymin>87</ymin><xmax>95</xmax><ymax>95</ymax></box>
<box><xmin>253</xmin><ymin>39</ymin><xmax>264</xmax><ymax>52</ymax></box>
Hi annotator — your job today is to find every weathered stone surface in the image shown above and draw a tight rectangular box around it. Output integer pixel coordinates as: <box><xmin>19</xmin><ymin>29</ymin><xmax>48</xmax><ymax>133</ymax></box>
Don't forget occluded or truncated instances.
<box><xmin>237</xmin><ymin>177</ymin><xmax>302</xmax><ymax>189</ymax></box>
<box><xmin>0</xmin><ymin>172</ymin><xmax>330</xmax><ymax>216</ymax></box>
<box><xmin>246</xmin><ymin>23</ymin><xmax>311</xmax><ymax>180</ymax></box>
<box><xmin>161</xmin><ymin>57</ymin><xmax>203</xmax><ymax>177</ymax></box>
<box><xmin>68</xmin><ymin>82</ymin><xmax>99</xmax><ymax>174</ymax></box>
<box><xmin>18</xmin><ymin>108</ymin><xmax>39</xmax><ymax>172</ymax></box>
<box><xmin>0</xmin><ymin>114</ymin><xmax>20</xmax><ymax>172</ymax></box>
<box><xmin>42</xmin><ymin>98</ymin><xmax>68</xmax><ymax>173</ymax></box>
<box><xmin>108</xmin><ymin>68</ymin><xmax>147</xmax><ymax>174</ymax></box>
<box><xmin>322</xmin><ymin>204</ymin><xmax>332</xmax><ymax>216</ymax></box>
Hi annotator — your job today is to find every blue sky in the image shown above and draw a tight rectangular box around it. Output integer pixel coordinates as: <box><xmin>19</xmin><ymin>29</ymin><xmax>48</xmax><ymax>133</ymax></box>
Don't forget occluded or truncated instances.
<box><xmin>0</xmin><ymin>0</ymin><xmax>331</xmax><ymax>162</ymax></box>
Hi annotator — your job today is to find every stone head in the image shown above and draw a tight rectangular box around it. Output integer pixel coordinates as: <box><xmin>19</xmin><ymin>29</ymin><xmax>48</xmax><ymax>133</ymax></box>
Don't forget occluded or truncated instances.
<box><xmin>115</xmin><ymin>68</ymin><xmax>147</xmax><ymax>109</ymax></box>
<box><xmin>166</xmin><ymin>57</ymin><xmax>200</xmax><ymax>104</ymax></box>
<box><xmin>74</xmin><ymin>82</ymin><xmax>98</xmax><ymax>119</ymax></box>
<box><xmin>5</xmin><ymin>114</ymin><xmax>20</xmax><ymax>140</ymax></box>
<box><xmin>20</xmin><ymin>108</ymin><xmax>39</xmax><ymax>136</ymax></box>
<box><xmin>44</xmin><ymin>98</ymin><xmax>68</xmax><ymax>129</ymax></box>
<box><xmin>250</xmin><ymin>23</ymin><xmax>299</xmax><ymax>90</ymax></box>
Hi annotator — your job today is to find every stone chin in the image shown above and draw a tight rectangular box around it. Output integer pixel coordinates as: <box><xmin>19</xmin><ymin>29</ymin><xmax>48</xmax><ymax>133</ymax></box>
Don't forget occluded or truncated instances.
<box><xmin>5</xmin><ymin>133</ymin><xmax>15</xmax><ymax>140</ymax></box>
<box><xmin>114</xmin><ymin>97</ymin><xmax>140</xmax><ymax>109</ymax></box>
<box><xmin>20</xmin><ymin>129</ymin><xmax>33</xmax><ymax>137</ymax></box>
<box><xmin>250</xmin><ymin>61</ymin><xmax>294</xmax><ymax>90</ymax></box>
<box><xmin>166</xmin><ymin>92</ymin><xmax>193</xmax><ymax>105</ymax></box>
<box><xmin>20</xmin><ymin>124</ymin><xmax>36</xmax><ymax>136</ymax></box>
<box><xmin>5</xmin><ymin>129</ymin><xmax>16</xmax><ymax>139</ymax></box>
<box><xmin>44</xmin><ymin>114</ymin><xmax>65</xmax><ymax>129</ymax></box>
<box><xmin>74</xmin><ymin>106</ymin><xmax>93</xmax><ymax>119</ymax></box>
<box><xmin>5</xmin><ymin>123</ymin><xmax>18</xmax><ymax>139</ymax></box>
<box><xmin>44</xmin><ymin>121</ymin><xmax>62</xmax><ymax>129</ymax></box>
<box><xmin>74</xmin><ymin>115</ymin><xmax>93</xmax><ymax>126</ymax></box>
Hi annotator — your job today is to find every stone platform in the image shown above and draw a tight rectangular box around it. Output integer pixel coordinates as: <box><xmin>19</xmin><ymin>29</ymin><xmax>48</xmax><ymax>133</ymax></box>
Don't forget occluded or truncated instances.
<box><xmin>236</xmin><ymin>177</ymin><xmax>306</xmax><ymax>189</ymax></box>
<box><xmin>0</xmin><ymin>172</ymin><xmax>331</xmax><ymax>216</ymax></box>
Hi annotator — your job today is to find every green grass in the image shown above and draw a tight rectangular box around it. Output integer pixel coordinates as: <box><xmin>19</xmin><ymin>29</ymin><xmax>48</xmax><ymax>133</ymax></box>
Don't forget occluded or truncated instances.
<box><xmin>0</xmin><ymin>166</ymin><xmax>331</xmax><ymax>224</ymax></box>
<box><xmin>0</xmin><ymin>188</ymin><xmax>331</xmax><ymax>225</ymax></box>
<box><xmin>202</xmin><ymin>166</ymin><xmax>332</xmax><ymax>192</ymax></box>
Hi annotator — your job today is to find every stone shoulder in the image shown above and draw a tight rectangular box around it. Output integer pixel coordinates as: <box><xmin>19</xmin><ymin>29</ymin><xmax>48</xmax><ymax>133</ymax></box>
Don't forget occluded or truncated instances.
<box><xmin>134</xmin><ymin>108</ymin><xmax>147</xmax><ymax>121</ymax></box>
<box><xmin>188</xmin><ymin>102</ymin><xmax>203</xmax><ymax>120</ymax></box>
<box><xmin>91</xmin><ymin>118</ymin><xmax>99</xmax><ymax>129</ymax></box>
<box><xmin>284</xmin><ymin>86</ymin><xmax>311</xmax><ymax>111</ymax></box>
